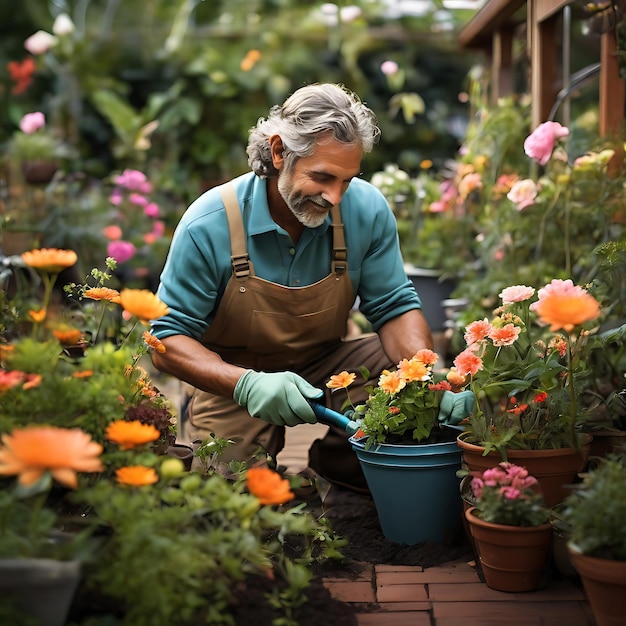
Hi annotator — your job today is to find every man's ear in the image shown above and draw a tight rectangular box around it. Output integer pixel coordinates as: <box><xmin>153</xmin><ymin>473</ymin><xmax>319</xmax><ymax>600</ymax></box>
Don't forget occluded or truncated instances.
<box><xmin>269</xmin><ymin>135</ymin><xmax>285</xmax><ymax>170</ymax></box>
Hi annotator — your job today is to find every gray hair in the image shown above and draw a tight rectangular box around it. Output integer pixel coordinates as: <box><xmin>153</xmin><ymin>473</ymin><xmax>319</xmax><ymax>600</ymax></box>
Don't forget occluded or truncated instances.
<box><xmin>247</xmin><ymin>83</ymin><xmax>380</xmax><ymax>178</ymax></box>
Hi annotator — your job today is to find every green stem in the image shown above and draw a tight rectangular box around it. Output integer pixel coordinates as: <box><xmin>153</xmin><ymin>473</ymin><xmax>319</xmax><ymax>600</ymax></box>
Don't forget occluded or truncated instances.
<box><xmin>566</xmin><ymin>333</ymin><xmax>579</xmax><ymax>451</ymax></box>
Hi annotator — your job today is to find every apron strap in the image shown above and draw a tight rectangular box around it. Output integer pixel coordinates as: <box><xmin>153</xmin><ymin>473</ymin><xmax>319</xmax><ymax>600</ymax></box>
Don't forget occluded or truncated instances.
<box><xmin>221</xmin><ymin>182</ymin><xmax>254</xmax><ymax>279</ymax></box>
<box><xmin>221</xmin><ymin>181</ymin><xmax>347</xmax><ymax>278</ymax></box>
<box><xmin>330</xmin><ymin>204</ymin><xmax>347</xmax><ymax>275</ymax></box>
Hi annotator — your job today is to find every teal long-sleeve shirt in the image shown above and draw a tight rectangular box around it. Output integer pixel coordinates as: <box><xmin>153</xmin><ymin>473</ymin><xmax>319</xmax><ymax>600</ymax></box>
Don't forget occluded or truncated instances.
<box><xmin>151</xmin><ymin>172</ymin><xmax>422</xmax><ymax>341</ymax></box>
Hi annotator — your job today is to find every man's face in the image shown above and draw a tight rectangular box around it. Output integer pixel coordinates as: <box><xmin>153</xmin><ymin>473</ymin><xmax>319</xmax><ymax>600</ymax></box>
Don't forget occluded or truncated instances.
<box><xmin>277</xmin><ymin>137</ymin><xmax>363</xmax><ymax>228</ymax></box>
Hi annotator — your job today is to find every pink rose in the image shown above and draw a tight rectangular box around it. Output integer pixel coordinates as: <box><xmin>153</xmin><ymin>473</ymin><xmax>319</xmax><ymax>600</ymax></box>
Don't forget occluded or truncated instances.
<box><xmin>19</xmin><ymin>112</ymin><xmax>45</xmax><ymax>134</ymax></box>
<box><xmin>523</xmin><ymin>121</ymin><xmax>569</xmax><ymax>166</ymax></box>
<box><xmin>107</xmin><ymin>240</ymin><xmax>136</xmax><ymax>264</ymax></box>
<box><xmin>507</xmin><ymin>179</ymin><xmax>537</xmax><ymax>210</ymax></box>
<box><xmin>499</xmin><ymin>285</ymin><xmax>535</xmax><ymax>304</ymax></box>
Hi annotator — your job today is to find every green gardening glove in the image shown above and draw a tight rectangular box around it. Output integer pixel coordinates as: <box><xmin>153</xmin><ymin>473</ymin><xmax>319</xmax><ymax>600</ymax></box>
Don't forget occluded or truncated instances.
<box><xmin>233</xmin><ymin>370</ymin><xmax>323</xmax><ymax>427</ymax></box>
<box><xmin>438</xmin><ymin>390</ymin><xmax>475</xmax><ymax>426</ymax></box>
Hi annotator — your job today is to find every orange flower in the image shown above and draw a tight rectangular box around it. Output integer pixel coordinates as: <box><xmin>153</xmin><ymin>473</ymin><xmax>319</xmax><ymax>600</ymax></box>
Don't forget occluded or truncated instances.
<box><xmin>412</xmin><ymin>349</ymin><xmax>438</xmax><ymax>366</ymax></box>
<box><xmin>72</xmin><ymin>370</ymin><xmax>93</xmax><ymax>378</ymax></box>
<box><xmin>116</xmin><ymin>465</ymin><xmax>159</xmax><ymax>486</ymax></box>
<box><xmin>142</xmin><ymin>331</ymin><xmax>166</xmax><ymax>353</ymax></box>
<box><xmin>488</xmin><ymin>323</ymin><xmax>521</xmax><ymax>347</ymax></box>
<box><xmin>446</xmin><ymin>367</ymin><xmax>467</xmax><ymax>387</ymax></box>
<box><xmin>534</xmin><ymin>292</ymin><xmax>601</xmax><ymax>332</ymax></box>
<box><xmin>7</xmin><ymin>57</ymin><xmax>36</xmax><ymax>94</ymax></box>
<box><xmin>22</xmin><ymin>373</ymin><xmax>42</xmax><ymax>390</ymax></box>
<box><xmin>464</xmin><ymin>319</ymin><xmax>492</xmax><ymax>345</ymax></box>
<box><xmin>453</xmin><ymin>349</ymin><xmax>483</xmax><ymax>378</ymax></box>
<box><xmin>118</xmin><ymin>289</ymin><xmax>169</xmax><ymax>322</ymax></box>
<box><xmin>0</xmin><ymin>426</ymin><xmax>103</xmax><ymax>488</ymax></box>
<box><xmin>240</xmin><ymin>49</ymin><xmax>261</xmax><ymax>71</ymax></box>
<box><xmin>28</xmin><ymin>309</ymin><xmax>47</xmax><ymax>323</ymax></box>
<box><xmin>397</xmin><ymin>358</ymin><xmax>429</xmax><ymax>383</ymax></box>
<box><xmin>378</xmin><ymin>369</ymin><xmax>406</xmax><ymax>395</ymax></box>
<box><xmin>105</xmin><ymin>420</ymin><xmax>160</xmax><ymax>449</ymax></box>
<box><xmin>326</xmin><ymin>371</ymin><xmax>356</xmax><ymax>389</ymax></box>
<box><xmin>83</xmin><ymin>287</ymin><xmax>121</xmax><ymax>303</ymax></box>
<box><xmin>53</xmin><ymin>328</ymin><xmax>83</xmax><ymax>345</ymax></box>
<box><xmin>0</xmin><ymin>370</ymin><xmax>24</xmax><ymax>392</ymax></box>
<box><xmin>246</xmin><ymin>467</ymin><xmax>294</xmax><ymax>505</ymax></box>
<box><xmin>21</xmin><ymin>248</ymin><xmax>78</xmax><ymax>273</ymax></box>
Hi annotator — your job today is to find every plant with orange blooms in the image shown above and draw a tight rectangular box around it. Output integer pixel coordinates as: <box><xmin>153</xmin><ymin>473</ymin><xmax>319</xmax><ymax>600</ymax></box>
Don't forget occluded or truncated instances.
<box><xmin>329</xmin><ymin>349</ymin><xmax>454</xmax><ymax>448</ymax></box>
<box><xmin>451</xmin><ymin>279</ymin><xmax>604</xmax><ymax>454</ymax></box>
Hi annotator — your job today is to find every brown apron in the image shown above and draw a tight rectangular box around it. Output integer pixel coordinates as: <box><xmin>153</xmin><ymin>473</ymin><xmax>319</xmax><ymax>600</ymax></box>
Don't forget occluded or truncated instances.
<box><xmin>186</xmin><ymin>182</ymin><xmax>392</xmax><ymax>489</ymax></box>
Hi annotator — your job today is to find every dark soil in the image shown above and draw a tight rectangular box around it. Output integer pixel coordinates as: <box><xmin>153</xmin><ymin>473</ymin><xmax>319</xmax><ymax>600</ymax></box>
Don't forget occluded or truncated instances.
<box><xmin>231</xmin><ymin>481</ymin><xmax>474</xmax><ymax>625</ymax></box>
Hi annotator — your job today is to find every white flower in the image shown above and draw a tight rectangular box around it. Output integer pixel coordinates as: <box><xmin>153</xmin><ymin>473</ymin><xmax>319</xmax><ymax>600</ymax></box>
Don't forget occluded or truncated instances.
<box><xmin>24</xmin><ymin>30</ymin><xmax>58</xmax><ymax>55</ymax></box>
<box><xmin>53</xmin><ymin>13</ymin><xmax>76</xmax><ymax>36</ymax></box>
<box><xmin>339</xmin><ymin>6</ymin><xmax>361</xmax><ymax>22</ymax></box>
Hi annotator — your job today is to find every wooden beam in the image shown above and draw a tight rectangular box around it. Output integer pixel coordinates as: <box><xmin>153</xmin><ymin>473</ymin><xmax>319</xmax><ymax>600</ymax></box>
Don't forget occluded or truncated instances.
<box><xmin>535</xmin><ymin>0</ymin><xmax>569</xmax><ymax>22</ymax></box>
<box><xmin>491</xmin><ymin>29</ymin><xmax>515</xmax><ymax>103</ymax></box>
<box><xmin>599</xmin><ymin>29</ymin><xmax>625</xmax><ymax>137</ymax></box>
<box><xmin>530</xmin><ymin>1</ymin><xmax>559</xmax><ymax>127</ymax></box>
<box><xmin>458</xmin><ymin>0</ymin><xmax>525</xmax><ymax>49</ymax></box>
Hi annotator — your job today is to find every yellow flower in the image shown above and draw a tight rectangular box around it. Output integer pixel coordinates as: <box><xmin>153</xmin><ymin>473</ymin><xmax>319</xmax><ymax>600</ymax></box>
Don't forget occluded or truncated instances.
<box><xmin>246</xmin><ymin>467</ymin><xmax>294</xmax><ymax>505</ymax></box>
<box><xmin>378</xmin><ymin>369</ymin><xmax>406</xmax><ymax>395</ymax></box>
<box><xmin>118</xmin><ymin>289</ymin><xmax>169</xmax><ymax>322</ymax></box>
<box><xmin>326</xmin><ymin>370</ymin><xmax>356</xmax><ymax>389</ymax></box>
<box><xmin>28</xmin><ymin>309</ymin><xmax>47</xmax><ymax>323</ymax></box>
<box><xmin>0</xmin><ymin>426</ymin><xmax>103</xmax><ymax>488</ymax></box>
<box><xmin>21</xmin><ymin>248</ymin><xmax>78</xmax><ymax>273</ymax></box>
<box><xmin>105</xmin><ymin>419</ymin><xmax>160</xmax><ymax>450</ymax></box>
<box><xmin>116</xmin><ymin>465</ymin><xmax>159</xmax><ymax>486</ymax></box>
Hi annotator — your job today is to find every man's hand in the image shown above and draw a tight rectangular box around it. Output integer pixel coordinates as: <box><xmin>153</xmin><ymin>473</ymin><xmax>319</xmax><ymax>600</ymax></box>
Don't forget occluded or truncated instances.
<box><xmin>438</xmin><ymin>390</ymin><xmax>474</xmax><ymax>426</ymax></box>
<box><xmin>233</xmin><ymin>370</ymin><xmax>323</xmax><ymax>427</ymax></box>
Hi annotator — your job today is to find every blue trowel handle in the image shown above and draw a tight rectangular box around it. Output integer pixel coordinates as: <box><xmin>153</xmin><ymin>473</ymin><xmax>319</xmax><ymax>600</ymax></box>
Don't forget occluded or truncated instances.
<box><xmin>308</xmin><ymin>402</ymin><xmax>359</xmax><ymax>436</ymax></box>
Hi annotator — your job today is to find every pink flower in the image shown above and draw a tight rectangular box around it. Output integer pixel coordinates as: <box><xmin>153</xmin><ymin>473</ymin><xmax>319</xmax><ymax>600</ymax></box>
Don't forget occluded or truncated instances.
<box><xmin>523</xmin><ymin>121</ymin><xmax>569</xmax><ymax>166</ymax></box>
<box><xmin>499</xmin><ymin>285</ymin><xmax>535</xmax><ymax>304</ymax></box>
<box><xmin>24</xmin><ymin>30</ymin><xmax>58</xmax><ymax>55</ymax></box>
<box><xmin>380</xmin><ymin>60</ymin><xmax>399</xmax><ymax>76</ymax></box>
<box><xmin>109</xmin><ymin>189</ymin><xmax>123</xmax><ymax>206</ymax></box>
<box><xmin>458</xmin><ymin>172</ymin><xmax>482</xmax><ymax>199</ymax></box>
<box><xmin>107</xmin><ymin>240</ymin><xmax>136</xmax><ymax>264</ymax></box>
<box><xmin>500</xmin><ymin>486</ymin><xmax>522</xmax><ymax>500</ymax></box>
<box><xmin>143</xmin><ymin>202</ymin><xmax>159</xmax><ymax>218</ymax></box>
<box><xmin>507</xmin><ymin>179</ymin><xmax>538</xmax><ymax>210</ymax></box>
<box><xmin>19</xmin><ymin>112</ymin><xmax>45</xmax><ymax>134</ymax></box>
<box><xmin>151</xmin><ymin>220</ymin><xmax>165</xmax><ymax>237</ymax></box>
<box><xmin>129</xmin><ymin>193</ymin><xmax>148</xmax><ymax>206</ymax></box>
<box><xmin>114</xmin><ymin>169</ymin><xmax>152</xmax><ymax>193</ymax></box>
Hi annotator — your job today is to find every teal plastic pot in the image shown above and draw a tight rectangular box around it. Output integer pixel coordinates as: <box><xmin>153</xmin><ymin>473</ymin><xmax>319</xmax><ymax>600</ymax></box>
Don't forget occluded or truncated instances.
<box><xmin>350</xmin><ymin>436</ymin><xmax>462</xmax><ymax>545</ymax></box>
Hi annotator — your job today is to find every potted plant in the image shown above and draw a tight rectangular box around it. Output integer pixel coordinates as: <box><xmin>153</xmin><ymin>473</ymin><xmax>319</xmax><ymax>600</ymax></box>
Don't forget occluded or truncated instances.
<box><xmin>451</xmin><ymin>279</ymin><xmax>601</xmax><ymax>506</ymax></box>
<box><xmin>561</xmin><ymin>454</ymin><xmax>626</xmax><ymax>626</ymax></box>
<box><xmin>464</xmin><ymin>462</ymin><xmax>552</xmax><ymax>592</ymax></box>
<box><xmin>327</xmin><ymin>350</ymin><xmax>468</xmax><ymax>545</ymax></box>
<box><xmin>369</xmin><ymin>163</ymin><xmax>468</xmax><ymax>332</ymax></box>
<box><xmin>7</xmin><ymin>112</ymin><xmax>71</xmax><ymax>184</ymax></box>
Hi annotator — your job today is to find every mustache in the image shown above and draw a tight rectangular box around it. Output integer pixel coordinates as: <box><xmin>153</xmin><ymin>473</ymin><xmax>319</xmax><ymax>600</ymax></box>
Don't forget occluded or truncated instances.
<box><xmin>306</xmin><ymin>195</ymin><xmax>333</xmax><ymax>209</ymax></box>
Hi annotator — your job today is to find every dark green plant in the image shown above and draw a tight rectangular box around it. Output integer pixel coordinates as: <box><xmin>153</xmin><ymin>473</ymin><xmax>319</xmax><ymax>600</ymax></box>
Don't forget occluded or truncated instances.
<box><xmin>562</xmin><ymin>455</ymin><xmax>626</xmax><ymax>560</ymax></box>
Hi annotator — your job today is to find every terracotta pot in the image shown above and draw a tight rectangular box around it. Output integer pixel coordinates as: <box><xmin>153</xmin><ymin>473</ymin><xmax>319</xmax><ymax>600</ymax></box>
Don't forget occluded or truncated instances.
<box><xmin>568</xmin><ymin>545</ymin><xmax>626</xmax><ymax>626</ymax></box>
<box><xmin>587</xmin><ymin>429</ymin><xmax>626</xmax><ymax>459</ymax></box>
<box><xmin>456</xmin><ymin>433</ymin><xmax>592</xmax><ymax>508</ymax></box>
<box><xmin>465</xmin><ymin>507</ymin><xmax>552</xmax><ymax>592</ymax></box>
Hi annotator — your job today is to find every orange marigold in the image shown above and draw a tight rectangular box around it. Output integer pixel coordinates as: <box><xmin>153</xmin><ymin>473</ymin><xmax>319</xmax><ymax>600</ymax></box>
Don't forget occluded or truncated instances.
<box><xmin>534</xmin><ymin>292</ymin><xmax>601</xmax><ymax>332</ymax></box>
<box><xmin>246</xmin><ymin>467</ymin><xmax>294</xmax><ymax>505</ymax></box>
<box><xmin>116</xmin><ymin>465</ymin><xmax>159</xmax><ymax>486</ymax></box>
<box><xmin>105</xmin><ymin>420</ymin><xmax>160</xmax><ymax>450</ymax></box>
<box><xmin>378</xmin><ymin>369</ymin><xmax>406</xmax><ymax>395</ymax></box>
<box><xmin>142</xmin><ymin>331</ymin><xmax>166</xmax><ymax>353</ymax></box>
<box><xmin>28</xmin><ymin>309</ymin><xmax>47</xmax><ymax>323</ymax></box>
<box><xmin>53</xmin><ymin>328</ymin><xmax>83</xmax><ymax>345</ymax></box>
<box><xmin>21</xmin><ymin>248</ymin><xmax>78</xmax><ymax>273</ymax></box>
<box><xmin>326</xmin><ymin>370</ymin><xmax>356</xmax><ymax>389</ymax></box>
<box><xmin>83</xmin><ymin>287</ymin><xmax>121</xmax><ymax>303</ymax></box>
<box><xmin>412</xmin><ymin>349</ymin><xmax>438</xmax><ymax>366</ymax></box>
<box><xmin>0</xmin><ymin>426</ymin><xmax>103</xmax><ymax>488</ymax></box>
<box><xmin>397</xmin><ymin>358</ymin><xmax>429</xmax><ymax>382</ymax></box>
<box><xmin>118</xmin><ymin>289</ymin><xmax>169</xmax><ymax>322</ymax></box>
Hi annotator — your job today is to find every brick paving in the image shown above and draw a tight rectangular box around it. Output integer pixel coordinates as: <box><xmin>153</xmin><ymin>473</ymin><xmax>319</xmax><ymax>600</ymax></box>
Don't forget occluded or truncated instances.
<box><xmin>157</xmin><ymin>374</ymin><xmax>595</xmax><ymax>625</ymax></box>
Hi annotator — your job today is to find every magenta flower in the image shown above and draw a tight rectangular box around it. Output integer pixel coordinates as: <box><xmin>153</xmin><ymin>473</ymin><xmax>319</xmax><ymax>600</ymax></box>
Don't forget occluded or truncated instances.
<box><xmin>523</xmin><ymin>121</ymin><xmax>569</xmax><ymax>166</ymax></box>
<box><xmin>143</xmin><ymin>202</ymin><xmax>159</xmax><ymax>218</ymax></box>
<box><xmin>129</xmin><ymin>193</ymin><xmax>148</xmax><ymax>206</ymax></box>
<box><xmin>107</xmin><ymin>240</ymin><xmax>136</xmax><ymax>264</ymax></box>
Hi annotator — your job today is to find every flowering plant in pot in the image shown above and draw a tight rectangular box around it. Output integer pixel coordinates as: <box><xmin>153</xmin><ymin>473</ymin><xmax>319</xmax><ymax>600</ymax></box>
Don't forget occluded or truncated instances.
<box><xmin>452</xmin><ymin>279</ymin><xmax>602</xmax><ymax>455</ymax></box>
<box><xmin>464</xmin><ymin>461</ymin><xmax>553</xmax><ymax>592</ymax></box>
<box><xmin>326</xmin><ymin>350</ymin><xmax>468</xmax><ymax>544</ymax></box>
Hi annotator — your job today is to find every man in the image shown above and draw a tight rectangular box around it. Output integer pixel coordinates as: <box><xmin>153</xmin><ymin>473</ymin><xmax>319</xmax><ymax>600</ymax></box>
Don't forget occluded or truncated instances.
<box><xmin>151</xmin><ymin>83</ymin><xmax>465</xmax><ymax>492</ymax></box>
